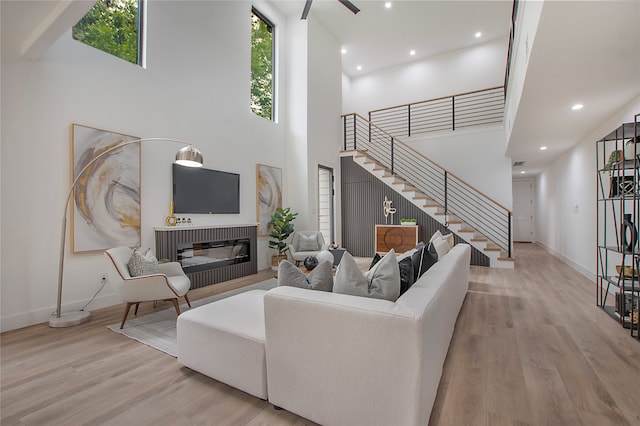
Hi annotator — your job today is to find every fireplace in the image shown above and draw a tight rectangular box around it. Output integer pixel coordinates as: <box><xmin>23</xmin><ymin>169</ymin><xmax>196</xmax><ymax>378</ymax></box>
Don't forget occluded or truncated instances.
<box><xmin>155</xmin><ymin>225</ymin><xmax>257</xmax><ymax>289</ymax></box>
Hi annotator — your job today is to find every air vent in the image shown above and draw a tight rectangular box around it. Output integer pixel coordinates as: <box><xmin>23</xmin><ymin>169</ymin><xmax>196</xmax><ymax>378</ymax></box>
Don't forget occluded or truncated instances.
<box><xmin>513</xmin><ymin>161</ymin><xmax>525</xmax><ymax>167</ymax></box>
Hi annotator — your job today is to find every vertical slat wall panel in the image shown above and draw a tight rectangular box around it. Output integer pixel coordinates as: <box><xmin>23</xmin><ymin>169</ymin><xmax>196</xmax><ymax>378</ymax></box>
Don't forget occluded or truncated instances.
<box><xmin>155</xmin><ymin>225</ymin><xmax>258</xmax><ymax>289</ymax></box>
<box><xmin>341</xmin><ymin>156</ymin><xmax>489</xmax><ymax>266</ymax></box>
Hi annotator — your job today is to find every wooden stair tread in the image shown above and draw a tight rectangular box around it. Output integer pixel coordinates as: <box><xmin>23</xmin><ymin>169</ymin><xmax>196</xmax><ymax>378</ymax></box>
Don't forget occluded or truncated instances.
<box><xmin>498</xmin><ymin>256</ymin><xmax>515</xmax><ymax>262</ymax></box>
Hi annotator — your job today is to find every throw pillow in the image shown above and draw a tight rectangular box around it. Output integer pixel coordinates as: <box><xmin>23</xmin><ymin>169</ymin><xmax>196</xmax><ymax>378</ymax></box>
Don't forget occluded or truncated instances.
<box><xmin>429</xmin><ymin>230</ymin><xmax>443</xmax><ymax>243</ymax></box>
<box><xmin>333</xmin><ymin>250</ymin><xmax>400</xmax><ymax>302</ymax></box>
<box><xmin>278</xmin><ymin>260</ymin><xmax>333</xmax><ymax>292</ymax></box>
<box><xmin>443</xmin><ymin>232</ymin><xmax>454</xmax><ymax>249</ymax></box>
<box><xmin>298</xmin><ymin>234</ymin><xmax>320</xmax><ymax>251</ymax></box>
<box><xmin>128</xmin><ymin>248</ymin><xmax>159</xmax><ymax>277</ymax></box>
<box><xmin>370</xmin><ymin>252</ymin><xmax>415</xmax><ymax>296</ymax></box>
<box><xmin>411</xmin><ymin>242</ymin><xmax>438</xmax><ymax>280</ymax></box>
<box><xmin>398</xmin><ymin>256</ymin><xmax>415</xmax><ymax>295</ymax></box>
<box><xmin>433</xmin><ymin>236</ymin><xmax>451</xmax><ymax>259</ymax></box>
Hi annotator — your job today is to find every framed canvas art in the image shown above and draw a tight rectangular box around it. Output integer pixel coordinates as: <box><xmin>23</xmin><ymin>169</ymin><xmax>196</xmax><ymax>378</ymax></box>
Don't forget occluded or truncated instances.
<box><xmin>71</xmin><ymin>124</ymin><xmax>141</xmax><ymax>252</ymax></box>
<box><xmin>256</xmin><ymin>164</ymin><xmax>282</xmax><ymax>236</ymax></box>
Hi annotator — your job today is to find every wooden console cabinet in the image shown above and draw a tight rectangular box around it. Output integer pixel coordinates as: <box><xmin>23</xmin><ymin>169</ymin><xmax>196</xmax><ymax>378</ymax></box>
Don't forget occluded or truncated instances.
<box><xmin>375</xmin><ymin>224</ymin><xmax>419</xmax><ymax>253</ymax></box>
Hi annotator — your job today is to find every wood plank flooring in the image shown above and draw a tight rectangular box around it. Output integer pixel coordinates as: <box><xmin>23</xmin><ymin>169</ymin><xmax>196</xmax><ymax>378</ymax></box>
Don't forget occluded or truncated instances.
<box><xmin>2</xmin><ymin>243</ymin><xmax>639</xmax><ymax>425</ymax></box>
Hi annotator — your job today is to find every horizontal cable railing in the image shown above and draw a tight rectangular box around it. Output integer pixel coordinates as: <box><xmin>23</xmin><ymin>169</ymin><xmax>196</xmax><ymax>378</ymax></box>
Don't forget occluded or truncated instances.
<box><xmin>343</xmin><ymin>113</ymin><xmax>512</xmax><ymax>257</ymax></box>
<box><xmin>368</xmin><ymin>86</ymin><xmax>505</xmax><ymax>139</ymax></box>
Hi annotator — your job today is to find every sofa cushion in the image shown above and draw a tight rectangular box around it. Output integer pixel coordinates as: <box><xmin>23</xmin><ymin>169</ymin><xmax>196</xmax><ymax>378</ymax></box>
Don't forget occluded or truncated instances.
<box><xmin>334</xmin><ymin>250</ymin><xmax>400</xmax><ymax>301</ymax></box>
<box><xmin>127</xmin><ymin>248</ymin><xmax>159</xmax><ymax>277</ymax></box>
<box><xmin>370</xmin><ymin>252</ymin><xmax>415</xmax><ymax>296</ymax></box>
<box><xmin>298</xmin><ymin>234</ymin><xmax>320</xmax><ymax>251</ymax></box>
<box><xmin>412</xmin><ymin>242</ymin><xmax>438</xmax><ymax>280</ymax></box>
<box><xmin>278</xmin><ymin>260</ymin><xmax>333</xmax><ymax>292</ymax></box>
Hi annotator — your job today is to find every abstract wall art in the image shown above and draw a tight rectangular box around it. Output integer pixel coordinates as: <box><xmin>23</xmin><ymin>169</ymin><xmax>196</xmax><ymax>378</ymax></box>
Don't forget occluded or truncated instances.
<box><xmin>71</xmin><ymin>124</ymin><xmax>141</xmax><ymax>252</ymax></box>
<box><xmin>256</xmin><ymin>164</ymin><xmax>282</xmax><ymax>236</ymax></box>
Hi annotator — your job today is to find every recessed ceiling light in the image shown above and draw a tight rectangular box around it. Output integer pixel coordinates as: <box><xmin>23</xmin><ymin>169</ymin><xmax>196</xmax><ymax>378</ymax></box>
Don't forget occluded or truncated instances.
<box><xmin>520</xmin><ymin>171</ymin><xmax>526</xmax><ymax>174</ymax></box>
<box><xmin>357</xmin><ymin>65</ymin><xmax>362</xmax><ymax>71</ymax></box>
<box><xmin>341</xmin><ymin>48</ymin><xmax>346</xmax><ymax>54</ymax></box>
<box><xmin>540</xmin><ymin>146</ymin><xmax>548</xmax><ymax>150</ymax></box>
<box><xmin>385</xmin><ymin>2</ymin><xmax>392</xmax><ymax>9</ymax></box>
<box><xmin>572</xmin><ymin>104</ymin><xmax>584</xmax><ymax>110</ymax></box>
<box><xmin>475</xmin><ymin>32</ymin><xmax>482</xmax><ymax>38</ymax></box>
<box><xmin>409</xmin><ymin>50</ymin><xmax>416</xmax><ymax>56</ymax></box>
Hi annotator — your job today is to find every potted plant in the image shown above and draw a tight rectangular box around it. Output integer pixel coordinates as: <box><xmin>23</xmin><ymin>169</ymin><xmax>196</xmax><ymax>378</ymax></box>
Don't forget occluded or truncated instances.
<box><xmin>268</xmin><ymin>207</ymin><xmax>298</xmax><ymax>269</ymax></box>
<box><xmin>400</xmin><ymin>218</ymin><xmax>417</xmax><ymax>226</ymax></box>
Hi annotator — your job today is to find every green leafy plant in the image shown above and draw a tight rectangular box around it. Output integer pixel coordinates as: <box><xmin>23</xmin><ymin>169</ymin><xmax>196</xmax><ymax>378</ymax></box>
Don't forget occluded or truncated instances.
<box><xmin>400</xmin><ymin>218</ymin><xmax>417</xmax><ymax>223</ymax></box>
<box><xmin>268</xmin><ymin>207</ymin><xmax>298</xmax><ymax>255</ymax></box>
<box><xmin>604</xmin><ymin>150</ymin><xmax>623</xmax><ymax>173</ymax></box>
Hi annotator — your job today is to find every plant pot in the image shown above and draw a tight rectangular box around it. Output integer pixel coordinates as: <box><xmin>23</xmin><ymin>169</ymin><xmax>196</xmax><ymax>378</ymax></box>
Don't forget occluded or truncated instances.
<box><xmin>271</xmin><ymin>254</ymin><xmax>287</xmax><ymax>270</ymax></box>
<box><xmin>400</xmin><ymin>222</ymin><xmax>416</xmax><ymax>226</ymax></box>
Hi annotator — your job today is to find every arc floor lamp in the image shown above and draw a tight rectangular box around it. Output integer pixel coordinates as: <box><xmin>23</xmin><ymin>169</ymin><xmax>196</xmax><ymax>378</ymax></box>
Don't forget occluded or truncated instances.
<box><xmin>49</xmin><ymin>138</ymin><xmax>204</xmax><ymax>328</ymax></box>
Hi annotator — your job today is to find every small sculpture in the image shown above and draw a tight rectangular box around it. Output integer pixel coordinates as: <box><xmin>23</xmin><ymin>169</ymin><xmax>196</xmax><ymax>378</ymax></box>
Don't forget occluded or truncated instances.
<box><xmin>304</xmin><ymin>256</ymin><xmax>319</xmax><ymax>271</ymax></box>
<box><xmin>383</xmin><ymin>196</ymin><xmax>396</xmax><ymax>224</ymax></box>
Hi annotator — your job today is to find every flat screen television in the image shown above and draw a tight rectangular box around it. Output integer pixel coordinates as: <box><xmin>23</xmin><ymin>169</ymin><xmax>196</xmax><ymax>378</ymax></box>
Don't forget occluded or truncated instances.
<box><xmin>172</xmin><ymin>164</ymin><xmax>240</xmax><ymax>214</ymax></box>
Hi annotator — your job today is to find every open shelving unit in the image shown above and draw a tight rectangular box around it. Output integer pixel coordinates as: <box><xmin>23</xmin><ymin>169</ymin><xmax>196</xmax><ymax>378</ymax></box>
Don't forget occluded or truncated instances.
<box><xmin>596</xmin><ymin>114</ymin><xmax>640</xmax><ymax>339</ymax></box>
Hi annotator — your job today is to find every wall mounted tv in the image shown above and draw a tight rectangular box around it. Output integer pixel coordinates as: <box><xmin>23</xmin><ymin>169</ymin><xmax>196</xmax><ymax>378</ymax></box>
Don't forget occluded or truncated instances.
<box><xmin>172</xmin><ymin>164</ymin><xmax>240</xmax><ymax>214</ymax></box>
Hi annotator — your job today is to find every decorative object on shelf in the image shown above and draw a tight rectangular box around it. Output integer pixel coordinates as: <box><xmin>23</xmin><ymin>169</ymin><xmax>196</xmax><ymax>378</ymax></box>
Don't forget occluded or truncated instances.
<box><xmin>604</xmin><ymin>150</ymin><xmax>623</xmax><ymax>173</ymax></box>
<box><xmin>303</xmin><ymin>256</ymin><xmax>319</xmax><ymax>271</ymax></box>
<box><xmin>615</xmin><ymin>264</ymin><xmax>638</xmax><ymax>279</ymax></box>
<box><xmin>400</xmin><ymin>218</ymin><xmax>417</xmax><ymax>226</ymax></box>
<box><xmin>316</xmin><ymin>250</ymin><xmax>335</xmax><ymax>267</ymax></box>
<box><xmin>268</xmin><ymin>207</ymin><xmax>298</xmax><ymax>270</ymax></box>
<box><xmin>52</xmin><ymin>131</ymin><xmax>204</xmax><ymax>328</ymax></box>
<box><xmin>383</xmin><ymin>196</ymin><xmax>396</xmax><ymax>224</ymax></box>
<box><xmin>165</xmin><ymin>201</ymin><xmax>177</xmax><ymax>226</ymax></box>
<box><xmin>624</xmin><ymin>139</ymin><xmax>638</xmax><ymax>160</ymax></box>
<box><xmin>257</xmin><ymin>164</ymin><xmax>283</xmax><ymax>236</ymax></box>
<box><xmin>620</xmin><ymin>213</ymin><xmax>638</xmax><ymax>252</ymax></box>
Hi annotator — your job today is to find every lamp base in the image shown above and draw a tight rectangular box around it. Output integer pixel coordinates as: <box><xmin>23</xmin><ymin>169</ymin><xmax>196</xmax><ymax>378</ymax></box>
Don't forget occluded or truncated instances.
<box><xmin>49</xmin><ymin>310</ymin><xmax>91</xmax><ymax>328</ymax></box>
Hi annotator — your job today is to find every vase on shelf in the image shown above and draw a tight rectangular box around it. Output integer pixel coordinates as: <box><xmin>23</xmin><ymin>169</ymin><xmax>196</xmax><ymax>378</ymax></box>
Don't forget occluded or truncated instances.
<box><xmin>620</xmin><ymin>213</ymin><xmax>638</xmax><ymax>252</ymax></box>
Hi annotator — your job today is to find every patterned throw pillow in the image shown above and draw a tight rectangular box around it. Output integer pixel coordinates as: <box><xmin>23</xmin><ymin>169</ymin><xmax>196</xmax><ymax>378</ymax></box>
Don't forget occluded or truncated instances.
<box><xmin>298</xmin><ymin>234</ymin><xmax>320</xmax><ymax>251</ymax></box>
<box><xmin>127</xmin><ymin>248</ymin><xmax>159</xmax><ymax>277</ymax></box>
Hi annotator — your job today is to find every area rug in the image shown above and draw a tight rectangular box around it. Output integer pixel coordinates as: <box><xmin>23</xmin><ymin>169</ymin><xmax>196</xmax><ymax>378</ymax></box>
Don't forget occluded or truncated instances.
<box><xmin>107</xmin><ymin>278</ymin><xmax>277</xmax><ymax>357</ymax></box>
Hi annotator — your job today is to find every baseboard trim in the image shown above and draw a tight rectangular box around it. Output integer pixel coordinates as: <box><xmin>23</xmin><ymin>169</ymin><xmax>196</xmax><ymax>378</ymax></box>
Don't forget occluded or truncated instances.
<box><xmin>534</xmin><ymin>241</ymin><xmax>595</xmax><ymax>282</ymax></box>
<box><xmin>1</xmin><ymin>294</ymin><xmax>120</xmax><ymax>333</ymax></box>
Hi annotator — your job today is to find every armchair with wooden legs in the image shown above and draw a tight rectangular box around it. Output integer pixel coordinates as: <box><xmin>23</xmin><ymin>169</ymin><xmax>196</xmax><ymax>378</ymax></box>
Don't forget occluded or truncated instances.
<box><xmin>105</xmin><ymin>246</ymin><xmax>191</xmax><ymax>329</ymax></box>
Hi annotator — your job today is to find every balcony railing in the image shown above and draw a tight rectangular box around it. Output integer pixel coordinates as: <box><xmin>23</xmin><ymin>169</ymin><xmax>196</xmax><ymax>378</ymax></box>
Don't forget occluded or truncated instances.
<box><xmin>343</xmin><ymin>113</ymin><xmax>512</xmax><ymax>257</ymax></box>
<box><xmin>368</xmin><ymin>86</ymin><xmax>505</xmax><ymax>139</ymax></box>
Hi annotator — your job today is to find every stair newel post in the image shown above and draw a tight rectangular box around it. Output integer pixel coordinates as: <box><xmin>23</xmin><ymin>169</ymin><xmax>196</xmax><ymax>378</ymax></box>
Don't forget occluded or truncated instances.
<box><xmin>408</xmin><ymin>104</ymin><xmax>411</xmax><ymax>137</ymax></box>
<box><xmin>368</xmin><ymin>112</ymin><xmax>372</xmax><ymax>146</ymax></box>
<box><xmin>343</xmin><ymin>115</ymin><xmax>348</xmax><ymax>150</ymax></box>
<box><xmin>353</xmin><ymin>114</ymin><xmax>357</xmax><ymax>150</ymax></box>
<box><xmin>390</xmin><ymin>137</ymin><xmax>395</xmax><ymax>174</ymax></box>
<box><xmin>508</xmin><ymin>211</ymin><xmax>512</xmax><ymax>258</ymax></box>
<box><xmin>444</xmin><ymin>171</ymin><xmax>448</xmax><ymax>220</ymax></box>
<box><xmin>451</xmin><ymin>96</ymin><xmax>456</xmax><ymax>131</ymax></box>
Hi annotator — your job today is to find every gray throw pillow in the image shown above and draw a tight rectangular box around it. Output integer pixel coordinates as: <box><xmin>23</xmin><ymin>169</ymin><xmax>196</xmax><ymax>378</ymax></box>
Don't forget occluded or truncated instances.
<box><xmin>128</xmin><ymin>248</ymin><xmax>159</xmax><ymax>277</ymax></box>
<box><xmin>298</xmin><ymin>234</ymin><xmax>320</xmax><ymax>251</ymax></box>
<box><xmin>333</xmin><ymin>250</ymin><xmax>400</xmax><ymax>302</ymax></box>
<box><xmin>278</xmin><ymin>260</ymin><xmax>333</xmax><ymax>292</ymax></box>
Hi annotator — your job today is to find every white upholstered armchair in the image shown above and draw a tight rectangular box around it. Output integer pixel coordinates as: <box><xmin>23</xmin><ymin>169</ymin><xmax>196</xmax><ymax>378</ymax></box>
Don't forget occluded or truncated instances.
<box><xmin>105</xmin><ymin>247</ymin><xmax>191</xmax><ymax>328</ymax></box>
<box><xmin>288</xmin><ymin>231</ymin><xmax>329</xmax><ymax>265</ymax></box>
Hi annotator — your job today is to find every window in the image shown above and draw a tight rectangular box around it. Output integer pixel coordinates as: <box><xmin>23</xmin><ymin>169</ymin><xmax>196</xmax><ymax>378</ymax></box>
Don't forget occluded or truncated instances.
<box><xmin>251</xmin><ymin>8</ymin><xmax>274</xmax><ymax>120</ymax></box>
<box><xmin>73</xmin><ymin>0</ymin><xmax>144</xmax><ymax>66</ymax></box>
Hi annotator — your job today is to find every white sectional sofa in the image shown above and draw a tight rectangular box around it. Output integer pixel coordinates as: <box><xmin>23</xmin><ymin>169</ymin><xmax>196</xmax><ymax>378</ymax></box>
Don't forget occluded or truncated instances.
<box><xmin>177</xmin><ymin>243</ymin><xmax>471</xmax><ymax>426</ymax></box>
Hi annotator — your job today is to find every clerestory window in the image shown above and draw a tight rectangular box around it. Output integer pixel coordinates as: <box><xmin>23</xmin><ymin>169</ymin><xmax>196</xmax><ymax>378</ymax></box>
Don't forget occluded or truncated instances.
<box><xmin>251</xmin><ymin>8</ymin><xmax>275</xmax><ymax>121</ymax></box>
<box><xmin>73</xmin><ymin>0</ymin><xmax>145</xmax><ymax>66</ymax></box>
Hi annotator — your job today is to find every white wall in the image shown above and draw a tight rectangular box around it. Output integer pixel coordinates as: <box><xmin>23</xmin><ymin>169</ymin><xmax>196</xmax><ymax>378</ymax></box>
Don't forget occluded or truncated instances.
<box><xmin>535</xmin><ymin>96</ymin><xmax>640</xmax><ymax>279</ymax></box>
<box><xmin>1</xmin><ymin>0</ymin><xmax>341</xmax><ymax>331</ymax></box>
<box><xmin>342</xmin><ymin>37</ymin><xmax>508</xmax><ymax>117</ymax></box>
<box><xmin>408</xmin><ymin>127</ymin><xmax>512</xmax><ymax>210</ymax></box>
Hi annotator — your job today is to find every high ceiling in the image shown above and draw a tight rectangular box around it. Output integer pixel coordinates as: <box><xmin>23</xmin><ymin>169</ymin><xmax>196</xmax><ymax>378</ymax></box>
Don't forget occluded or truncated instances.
<box><xmin>274</xmin><ymin>0</ymin><xmax>640</xmax><ymax>177</ymax></box>
<box><xmin>273</xmin><ymin>0</ymin><xmax>513</xmax><ymax>77</ymax></box>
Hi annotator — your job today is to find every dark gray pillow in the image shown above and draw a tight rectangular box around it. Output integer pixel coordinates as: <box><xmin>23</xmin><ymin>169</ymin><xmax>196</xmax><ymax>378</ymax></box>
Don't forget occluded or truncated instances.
<box><xmin>278</xmin><ymin>260</ymin><xmax>333</xmax><ymax>292</ymax></box>
<box><xmin>398</xmin><ymin>256</ymin><xmax>415</xmax><ymax>295</ymax></box>
<box><xmin>411</xmin><ymin>243</ymin><xmax>438</xmax><ymax>280</ymax></box>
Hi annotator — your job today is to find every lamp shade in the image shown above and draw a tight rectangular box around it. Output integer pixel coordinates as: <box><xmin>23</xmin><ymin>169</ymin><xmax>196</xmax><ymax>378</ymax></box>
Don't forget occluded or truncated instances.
<box><xmin>175</xmin><ymin>145</ymin><xmax>204</xmax><ymax>167</ymax></box>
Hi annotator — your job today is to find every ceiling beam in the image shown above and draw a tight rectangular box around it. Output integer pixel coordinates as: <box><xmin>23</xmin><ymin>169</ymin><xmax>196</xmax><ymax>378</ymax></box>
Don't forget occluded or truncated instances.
<box><xmin>21</xmin><ymin>0</ymin><xmax>94</xmax><ymax>59</ymax></box>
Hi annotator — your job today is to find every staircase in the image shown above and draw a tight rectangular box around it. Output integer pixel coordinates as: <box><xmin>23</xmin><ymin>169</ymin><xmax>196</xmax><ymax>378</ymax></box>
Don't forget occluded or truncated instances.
<box><xmin>341</xmin><ymin>111</ymin><xmax>514</xmax><ymax>269</ymax></box>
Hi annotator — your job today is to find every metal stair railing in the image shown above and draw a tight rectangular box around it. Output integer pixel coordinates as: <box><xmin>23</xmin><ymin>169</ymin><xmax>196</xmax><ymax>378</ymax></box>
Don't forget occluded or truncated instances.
<box><xmin>368</xmin><ymin>86</ymin><xmax>505</xmax><ymax>139</ymax></box>
<box><xmin>343</xmin><ymin>112</ymin><xmax>512</xmax><ymax>257</ymax></box>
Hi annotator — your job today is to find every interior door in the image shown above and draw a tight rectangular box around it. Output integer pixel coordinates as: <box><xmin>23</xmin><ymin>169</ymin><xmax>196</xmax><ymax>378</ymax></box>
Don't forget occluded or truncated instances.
<box><xmin>513</xmin><ymin>179</ymin><xmax>534</xmax><ymax>242</ymax></box>
<box><xmin>318</xmin><ymin>165</ymin><xmax>335</xmax><ymax>245</ymax></box>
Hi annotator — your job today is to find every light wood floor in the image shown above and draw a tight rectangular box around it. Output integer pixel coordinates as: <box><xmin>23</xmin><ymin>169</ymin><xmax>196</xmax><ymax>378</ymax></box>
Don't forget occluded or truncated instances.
<box><xmin>2</xmin><ymin>244</ymin><xmax>639</xmax><ymax>425</ymax></box>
